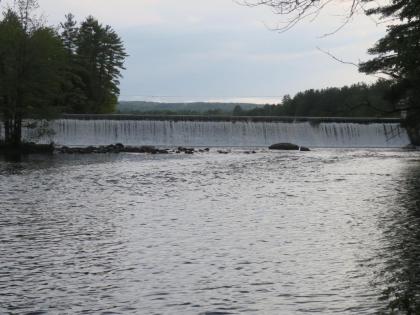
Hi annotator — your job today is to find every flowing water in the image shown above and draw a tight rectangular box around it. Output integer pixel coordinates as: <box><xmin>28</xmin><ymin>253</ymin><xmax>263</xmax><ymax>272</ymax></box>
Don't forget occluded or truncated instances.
<box><xmin>0</xmin><ymin>119</ymin><xmax>410</xmax><ymax>147</ymax></box>
<box><xmin>1</xmin><ymin>149</ymin><xmax>420</xmax><ymax>314</ymax></box>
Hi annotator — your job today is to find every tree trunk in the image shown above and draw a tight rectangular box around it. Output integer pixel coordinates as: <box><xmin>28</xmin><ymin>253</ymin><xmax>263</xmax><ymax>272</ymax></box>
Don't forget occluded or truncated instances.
<box><xmin>403</xmin><ymin>111</ymin><xmax>420</xmax><ymax>146</ymax></box>
<box><xmin>406</xmin><ymin>125</ymin><xmax>420</xmax><ymax>146</ymax></box>
<box><xmin>3</xmin><ymin>116</ymin><xmax>23</xmax><ymax>148</ymax></box>
<box><xmin>4</xmin><ymin>119</ymin><xmax>10</xmax><ymax>144</ymax></box>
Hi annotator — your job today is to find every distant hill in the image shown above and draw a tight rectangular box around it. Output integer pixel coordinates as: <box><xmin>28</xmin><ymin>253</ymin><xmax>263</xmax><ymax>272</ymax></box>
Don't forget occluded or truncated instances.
<box><xmin>117</xmin><ymin>101</ymin><xmax>261</xmax><ymax>114</ymax></box>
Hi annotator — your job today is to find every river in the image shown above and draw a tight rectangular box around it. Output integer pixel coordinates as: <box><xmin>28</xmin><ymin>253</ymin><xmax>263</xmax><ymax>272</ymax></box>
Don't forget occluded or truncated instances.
<box><xmin>1</xmin><ymin>149</ymin><xmax>420</xmax><ymax>314</ymax></box>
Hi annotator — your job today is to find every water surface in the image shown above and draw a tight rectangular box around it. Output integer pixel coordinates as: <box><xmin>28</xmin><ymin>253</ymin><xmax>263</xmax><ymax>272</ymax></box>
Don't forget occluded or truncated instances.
<box><xmin>1</xmin><ymin>149</ymin><xmax>420</xmax><ymax>314</ymax></box>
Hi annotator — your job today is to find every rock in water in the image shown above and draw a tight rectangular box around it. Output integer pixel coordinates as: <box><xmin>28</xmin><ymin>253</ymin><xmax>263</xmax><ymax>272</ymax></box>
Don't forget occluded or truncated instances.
<box><xmin>402</xmin><ymin>144</ymin><xmax>418</xmax><ymax>150</ymax></box>
<box><xmin>269</xmin><ymin>143</ymin><xmax>300</xmax><ymax>150</ymax></box>
<box><xmin>139</xmin><ymin>145</ymin><xmax>157</xmax><ymax>153</ymax></box>
<box><xmin>115</xmin><ymin>143</ymin><xmax>125</xmax><ymax>151</ymax></box>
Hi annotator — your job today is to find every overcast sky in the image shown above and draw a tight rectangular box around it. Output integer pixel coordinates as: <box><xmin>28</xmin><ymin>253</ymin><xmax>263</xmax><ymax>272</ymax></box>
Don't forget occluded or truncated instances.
<box><xmin>25</xmin><ymin>1</ymin><xmax>386</xmax><ymax>103</ymax></box>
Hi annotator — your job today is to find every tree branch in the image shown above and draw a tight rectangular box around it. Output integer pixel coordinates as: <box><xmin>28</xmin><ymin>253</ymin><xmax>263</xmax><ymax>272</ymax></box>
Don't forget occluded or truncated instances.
<box><xmin>316</xmin><ymin>46</ymin><xmax>359</xmax><ymax>66</ymax></box>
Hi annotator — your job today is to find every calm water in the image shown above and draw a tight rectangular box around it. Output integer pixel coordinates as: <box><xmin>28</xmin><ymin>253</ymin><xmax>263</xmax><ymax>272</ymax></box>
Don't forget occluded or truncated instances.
<box><xmin>1</xmin><ymin>149</ymin><xmax>420</xmax><ymax>314</ymax></box>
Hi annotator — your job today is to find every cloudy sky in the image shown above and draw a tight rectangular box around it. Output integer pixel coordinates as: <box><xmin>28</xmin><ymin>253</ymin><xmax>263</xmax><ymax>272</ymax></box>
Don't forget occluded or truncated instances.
<box><xmin>24</xmin><ymin>1</ymin><xmax>386</xmax><ymax>103</ymax></box>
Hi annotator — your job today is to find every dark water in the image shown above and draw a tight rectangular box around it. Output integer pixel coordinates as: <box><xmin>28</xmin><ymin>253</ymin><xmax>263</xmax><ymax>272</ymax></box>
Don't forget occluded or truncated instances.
<box><xmin>0</xmin><ymin>149</ymin><xmax>420</xmax><ymax>314</ymax></box>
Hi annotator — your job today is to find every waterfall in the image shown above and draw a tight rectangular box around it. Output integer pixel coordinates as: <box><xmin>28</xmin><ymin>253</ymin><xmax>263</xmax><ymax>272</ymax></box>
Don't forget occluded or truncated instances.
<box><xmin>2</xmin><ymin>118</ymin><xmax>409</xmax><ymax>148</ymax></box>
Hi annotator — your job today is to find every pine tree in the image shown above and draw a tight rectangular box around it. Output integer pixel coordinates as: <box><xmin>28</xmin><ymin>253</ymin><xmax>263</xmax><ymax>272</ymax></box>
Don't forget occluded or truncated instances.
<box><xmin>359</xmin><ymin>0</ymin><xmax>420</xmax><ymax>143</ymax></box>
<box><xmin>59</xmin><ymin>13</ymin><xmax>87</xmax><ymax>113</ymax></box>
<box><xmin>61</xmin><ymin>13</ymin><xmax>78</xmax><ymax>54</ymax></box>
<box><xmin>76</xmin><ymin>16</ymin><xmax>127</xmax><ymax>113</ymax></box>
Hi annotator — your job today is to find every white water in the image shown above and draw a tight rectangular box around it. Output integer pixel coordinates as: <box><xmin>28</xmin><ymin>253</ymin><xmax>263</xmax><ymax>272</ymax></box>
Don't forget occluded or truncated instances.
<box><xmin>0</xmin><ymin>119</ymin><xmax>411</xmax><ymax>147</ymax></box>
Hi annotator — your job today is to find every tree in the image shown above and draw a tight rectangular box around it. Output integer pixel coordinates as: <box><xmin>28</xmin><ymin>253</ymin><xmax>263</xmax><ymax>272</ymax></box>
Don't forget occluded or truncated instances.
<box><xmin>0</xmin><ymin>1</ymin><xmax>66</xmax><ymax>147</ymax></box>
<box><xmin>242</xmin><ymin>0</ymin><xmax>361</xmax><ymax>33</ymax></box>
<box><xmin>61</xmin><ymin>13</ymin><xmax>78</xmax><ymax>54</ymax></box>
<box><xmin>359</xmin><ymin>0</ymin><xmax>420</xmax><ymax>143</ymax></box>
<box><xmin>0</xmin><ymin>2</ymin><xmax>128</xmax><ymax>148</ymax></box>
<box><xmin>232</xmin><ymin>105</ymin><xmax>244</xmax><ymax>116</ymax></box>
<box><xmin>59</xmin><ymin>13</ymin><xmax>88</xmax><ymax>113</ymax></box>
<box><xmin>75</xmin><ymin>16</ymin><xmax>128</xmax><ymax>113</ymax></box>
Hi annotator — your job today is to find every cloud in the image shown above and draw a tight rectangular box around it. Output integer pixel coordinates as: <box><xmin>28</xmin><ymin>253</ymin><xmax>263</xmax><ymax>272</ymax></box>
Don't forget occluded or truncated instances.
<box><xmin>36</xmin><ymin>0</ymin><xmax>166</xmax><ymax>27</ymax></box>
<box><xmin>2</xmin><ymin>0</ymin><xmax>387</xmax><ymax>101</ymax></box>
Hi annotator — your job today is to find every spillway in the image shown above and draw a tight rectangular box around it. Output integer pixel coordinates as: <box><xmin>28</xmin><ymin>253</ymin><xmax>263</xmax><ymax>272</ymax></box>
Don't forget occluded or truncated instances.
<box><xmin>1</xmin><ymin>116</ymin><xmax>409</xmax><ymax>148</ymax></box>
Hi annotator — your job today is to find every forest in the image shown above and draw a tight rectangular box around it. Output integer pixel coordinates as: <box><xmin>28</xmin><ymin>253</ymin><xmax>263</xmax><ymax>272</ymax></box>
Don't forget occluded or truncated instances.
<box><xmin>0</xmin><ymin>0</ymin><xmax>127</xmax><ymax>147</ymax></box>
<box><xmin>118</xmin><ymin>81</ymin><xmax>397</xmax><ymax>118</ymax></box>
<box><xmin>233</xmin><ymin>81</ymin><xmax>397</xmax><ymax>117</ymax></box>
<box><xmin>117</xmin><ymin>101</ymin><xmax>260</xmax><ymax>115</ymax></box>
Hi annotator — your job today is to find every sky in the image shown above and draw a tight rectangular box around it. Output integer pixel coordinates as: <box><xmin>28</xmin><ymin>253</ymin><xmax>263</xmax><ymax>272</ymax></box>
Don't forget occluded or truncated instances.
<box><xmin>11</xmin><ymin>0</ymin><xmax>387</xmax><ymax>103</ymax></box>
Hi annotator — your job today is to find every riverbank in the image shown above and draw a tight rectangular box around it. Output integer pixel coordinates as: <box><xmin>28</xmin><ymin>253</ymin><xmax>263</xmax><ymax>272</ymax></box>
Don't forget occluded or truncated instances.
<box><xmin>0</xmin><ymin>143</ymin><xmax>54</xmax><ymax>154</ymax></box>
<box><xmin>57</xmin><ymin>144</ymin><xmax>203</xmax><ymax>154</ymax></box>
<box><xmin>0</xmin><ymin>142</ymin><xmax>236</xmax><ymax>156</ymax></box>
<box><xmin>1</xmin><ymin>142</ymin><xmax>418</xmax><ymax>158</ymax></box>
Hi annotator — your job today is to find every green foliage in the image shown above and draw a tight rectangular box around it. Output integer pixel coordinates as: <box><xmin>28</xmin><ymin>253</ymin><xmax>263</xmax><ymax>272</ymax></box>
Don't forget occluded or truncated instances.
<box><xmin>57</xmin><ymin>14</ymin><xmax>127</xmax><ymax>114</ymax></box>
<box><xmin>117</xmin><ymin>101</ymin><xmax>260</xmax><ymax>114</ymax></box>
<box><xmin>0</xmin><ymin>5</ymin><xmax>66</xmax><ymax>146</ymax></box>
<box><xmin>118</xmin><ymin>82</ymin><xmax>394</xmax><ymax>117</ymax></box>
<box><xmin>232</xmin><ymin>81</ymin><xmax>395</xmax><ymax>117</ymax></box>
<box><xmin>360</xmin><ymin>0</ymin><xmax>420</xmax><ymax>125</ymax></box>
<box><xmin>0</xmin><ymin>1</ymin><xmax>127</xmax><ymax>146</ymax></box>
<box><xmin>232</xmin><ymin>105</ymin><xmax>244</xmax><ymax>115</ymax></box>
<box><xmin>72</xmin><ymin>16</ymin><xmax>128</xmax><ymax>114</ymax></box>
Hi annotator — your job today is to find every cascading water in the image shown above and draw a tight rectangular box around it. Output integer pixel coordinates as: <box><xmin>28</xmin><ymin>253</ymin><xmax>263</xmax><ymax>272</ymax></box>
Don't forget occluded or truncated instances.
<box><xmin>0</xmin><ymin>118</ymin><xmax>409</xmax><ymax>148</ymax></box>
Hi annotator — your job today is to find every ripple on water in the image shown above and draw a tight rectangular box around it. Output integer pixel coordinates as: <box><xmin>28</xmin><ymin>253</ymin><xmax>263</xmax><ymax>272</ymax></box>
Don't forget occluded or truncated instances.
<box><xmin>0</xmin><ymin>149</ymin><xmax>420</xmax><ymax>314</ymax></box>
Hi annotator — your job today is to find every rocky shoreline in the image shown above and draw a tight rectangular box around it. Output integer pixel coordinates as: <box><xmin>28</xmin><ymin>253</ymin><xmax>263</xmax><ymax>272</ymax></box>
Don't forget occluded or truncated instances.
<box><xmin>56</xmin><ymin>144</ymin><xmax>260</xmax><ymax>155</ymax></box>
<box><xmin>3</xmin><ymin>142</ymin><xmax>417</xmax><ymax>156</ymax></box>
<box><xmin>57</xmin><ymin>144</ymin><xmax>215</xmax><ymax>155</ymax></box>
<box><xmin>0</xmin><ymin>143</ymin><xmax>55</xmax><ymax>154</ymax></box>
<box><xmin>56</xmin><ymin>142</ymin><xmax>313</xmax><ymax>155</ymax></box>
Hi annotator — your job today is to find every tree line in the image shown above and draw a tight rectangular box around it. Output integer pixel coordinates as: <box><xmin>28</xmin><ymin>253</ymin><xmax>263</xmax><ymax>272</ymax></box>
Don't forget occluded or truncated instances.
<box><xmin>0</xmin><ymin>0</ymin><xmax>127</xmax><ymax>147</ymax></box>
<box><xmin>232</xmin><ymin>81</ymin><xmax>397</xmax><ymax>117</ymax></box>
<box><xmin>118</xmin><ymin>81</ymin><xmax>396</xmax><ymax>118</ymax></box>
<box><xmin>117</xmin><ymin>101</ymin><xmax>259</xmax><ymax>115</ymax></box>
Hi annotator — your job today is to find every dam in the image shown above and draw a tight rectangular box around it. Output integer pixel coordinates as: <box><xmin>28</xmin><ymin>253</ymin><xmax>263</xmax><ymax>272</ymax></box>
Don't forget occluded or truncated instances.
<box><xmin>1</xmin><ymin>115</ymin><xmax>411</xmax><ymax>147</ymax></box>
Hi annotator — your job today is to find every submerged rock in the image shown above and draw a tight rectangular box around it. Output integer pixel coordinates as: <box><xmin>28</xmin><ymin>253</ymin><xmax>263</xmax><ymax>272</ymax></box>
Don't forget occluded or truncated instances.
<box><xmin>269</xmin><ymin>143</ymin><xmax>300</xmax><ymax>150</ymax></box>
<box><xmin>58</xmin><ymin>144</ymin><xmax>176</xmax><ymax>154</ymax></box>
<box><xmin>177</xmin><ymin>147</ymin><xmax>195</xmax><ymax>154</ymax></box>
<box><xmin>402</xmin><ymin>144</ymin><xmax>419</xmax><ymax>150</ymax></box>
<box><xmin>138</xmin><ymin>145</ymin><xmax>157</xmax><ymax>153</ymax></box>
<box><xmin>115</xmin><ymin>143</ymin><xmax>125</xmax><ymax>151</ymax></box>
<box><xmin>104</xmin><ymin>144</ymin><xmax>124</xmax><ymax>153</ymax></box>
<box><xmin>269</xmin><ymin>143</ymin><xmax>310</xmax><ymax>151</ymax></box>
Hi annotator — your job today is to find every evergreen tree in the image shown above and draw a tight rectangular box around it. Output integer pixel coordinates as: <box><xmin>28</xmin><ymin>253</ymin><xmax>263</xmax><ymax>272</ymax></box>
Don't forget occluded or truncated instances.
<box><xmin>59</xmin><ymin>13</ymin><xmax>87</xmax><ymax>113</ymax></box>
<box><xmin>232</xmin><ymin>105</ymin><xmax>244</xmax><ymax>115</ymax></box>
<box><xmin>76</xmin><ymin>16</ymin><xmax>127</xmax><ymax>113</ymax></box>
<box><xmin>61</xmin><ymin>13</ymin><xmax>78</xmax><ymax>54</ymax></box>
<box><xmin>359</xmin><ymin>0</ymin><xmax>420</xmax><ymax>143</ymax></box>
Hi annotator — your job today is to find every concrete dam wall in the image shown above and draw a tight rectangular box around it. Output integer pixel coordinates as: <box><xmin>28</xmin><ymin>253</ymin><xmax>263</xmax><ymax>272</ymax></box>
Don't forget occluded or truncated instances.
<box><xmin>0</xmin><ymin>115</ymin><xmax>411</xmax><ymax>147</ymax></box>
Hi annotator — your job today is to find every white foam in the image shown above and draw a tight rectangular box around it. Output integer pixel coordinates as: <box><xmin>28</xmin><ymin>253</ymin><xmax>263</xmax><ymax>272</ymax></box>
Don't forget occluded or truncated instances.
<box><xmin>3</xmin><ymin>119</ymin><xmax>409</xmax><ymax>148</ymax></box>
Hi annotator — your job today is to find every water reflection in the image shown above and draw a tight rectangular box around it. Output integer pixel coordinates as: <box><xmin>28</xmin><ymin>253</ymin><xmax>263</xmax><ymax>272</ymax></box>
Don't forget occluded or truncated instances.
<box><xmin>0</xmin><ymin>153</ymin><xmax>137</xmax><ymax>175</ymax></box>
<box><xmin>378</xmin><ymin>161</ymin><xmax>420</xmax><ymax>314</ymax></box>
<box><xmin>1</xmin><ymin>150</ymin><xmax>420</xmax><ymax>314</ymax></box>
